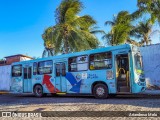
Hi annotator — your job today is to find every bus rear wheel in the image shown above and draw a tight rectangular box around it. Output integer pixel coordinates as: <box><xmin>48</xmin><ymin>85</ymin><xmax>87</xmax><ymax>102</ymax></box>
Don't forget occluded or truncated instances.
<box><xmin>93</xmin><ymin>83</ymin><xmax>108</xmax><ymax>99</ymax></box>
<box><xmin>34</xmin><ymin>85</ymin><xmax>44</xmax><ymax>97</ymax></box>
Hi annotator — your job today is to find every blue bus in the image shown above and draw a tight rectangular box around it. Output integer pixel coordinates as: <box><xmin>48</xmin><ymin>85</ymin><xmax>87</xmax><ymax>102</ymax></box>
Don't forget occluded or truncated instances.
<box><xmin>10</xmin><ymin>44</ymin><xmax>146</xmax><ymax>98</ymax></box>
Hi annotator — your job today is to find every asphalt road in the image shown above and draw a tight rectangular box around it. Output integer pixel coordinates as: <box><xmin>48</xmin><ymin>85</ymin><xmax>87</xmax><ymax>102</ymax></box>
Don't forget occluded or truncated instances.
<box><xmin>0</xmin><ymin>94</ymin><xmax>160</xmax><ymax>109</ymax></box>
<box><xmin>0</xmin><ymin>94</ymin><xmax>160</xmax><ymax>119</ymax></box>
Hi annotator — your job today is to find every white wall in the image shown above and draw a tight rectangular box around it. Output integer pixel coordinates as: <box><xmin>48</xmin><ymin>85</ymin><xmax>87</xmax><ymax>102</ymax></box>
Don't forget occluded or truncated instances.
<box><xmin>20</xmin><ymin>57</ymin><xmax>32</xmax><ymax>61</ymax></box>
<box><xmin>140</xmin><ymin>44</ymin><xmax>160</xmax><ymax>89</ymax></box>
<box><xmin>0</xmin><ymin>65</ymin><xmax>11</xmax><ymax>91</ymax></box>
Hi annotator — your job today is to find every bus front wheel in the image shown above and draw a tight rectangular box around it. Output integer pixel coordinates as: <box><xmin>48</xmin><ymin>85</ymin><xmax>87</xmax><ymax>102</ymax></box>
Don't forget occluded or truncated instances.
<box><xmin>34</xmin><ymin>85</ymin><xmax>44</xmax><ymax>97</ymax></box>
<box><xmin>93</xmin><ymin>84</ymin><xmax>108</xmax><ymax>99</ymax></box>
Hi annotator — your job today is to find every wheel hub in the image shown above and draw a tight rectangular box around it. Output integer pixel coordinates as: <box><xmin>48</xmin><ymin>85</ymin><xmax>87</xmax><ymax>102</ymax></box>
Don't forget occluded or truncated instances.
<box><xmin>96</xmin><ymin>87</ymin><xmax>105</xmax><ymax>96</ymax></box>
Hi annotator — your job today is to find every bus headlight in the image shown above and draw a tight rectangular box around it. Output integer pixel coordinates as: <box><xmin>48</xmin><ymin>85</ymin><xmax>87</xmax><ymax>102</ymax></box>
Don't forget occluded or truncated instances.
<box><xmin>136</xmin><ymin>79</ymin><xmax>145</xmax><ymax>86</ymax></box>
<box><xmin>139</xmin><ymin>78</ymin><xmax>145</xmax><ymax>82</ymax></box>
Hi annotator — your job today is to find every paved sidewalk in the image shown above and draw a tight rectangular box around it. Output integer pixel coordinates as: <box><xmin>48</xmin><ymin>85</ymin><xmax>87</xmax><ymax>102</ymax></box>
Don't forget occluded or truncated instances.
<box><xmin>142</xmin><ymin>90</ymin><xmax>160</xmax><ymax>95</ymax></box>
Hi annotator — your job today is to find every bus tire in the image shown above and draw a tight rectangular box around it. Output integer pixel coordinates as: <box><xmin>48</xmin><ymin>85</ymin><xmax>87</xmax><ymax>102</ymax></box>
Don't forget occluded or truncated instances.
<box><xmin>93</xmin><ymin>83</ymin><xmax>108</xmax><ymax>99</ymax></box>
<box><xmin>34</xmin><ymin>85</ymin><xmax>44</xmax><ymax>97</ymax></box>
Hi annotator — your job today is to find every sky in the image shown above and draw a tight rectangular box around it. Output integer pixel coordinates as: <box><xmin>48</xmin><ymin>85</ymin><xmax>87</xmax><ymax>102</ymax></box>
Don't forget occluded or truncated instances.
<box><xmin>0</xmin><ymin>0</ymin><xmax>159</xmax><ymax>59</ymax></box>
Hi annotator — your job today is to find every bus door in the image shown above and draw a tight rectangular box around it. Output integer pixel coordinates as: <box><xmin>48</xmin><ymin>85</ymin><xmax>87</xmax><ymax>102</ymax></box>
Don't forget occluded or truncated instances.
<box><xmin>116</xmin><ymin>54</ymin><xmax>130</xmax><ymax>93</ymax></box>
<box><xmin>55</xmin><ymin>62</ymin><xmax>67</xmax><ymax>92</ymax></box>
<box><xmin>23</xmin><ymin>64</ymin><xmax>32</xmax><ymax>93</ymax></box>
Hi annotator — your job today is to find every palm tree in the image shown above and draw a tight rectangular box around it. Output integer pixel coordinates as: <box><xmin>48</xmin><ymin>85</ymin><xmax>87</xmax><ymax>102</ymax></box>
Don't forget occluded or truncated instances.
<box><xmin>42</xmin><ymin>27</ymin><xmax>55</xmax><ymax>57</ymax></box>
<box><xmin>102</xmin><ymin>11</ymin><xmax>133</xmax><ymax>45</ymax></box>
<box><xmin>126</xmin><ymin>38</ymin><xmax>140</xmax><ymax>46</ymax></box>
<box><xmin>137</xmin><ymin>0</ymin><xmax>160</xmax><ymax>23</ymax></box>
<box><xmin>131</xmin><ymin>19</ymin><xmax>160</xmax><ymax>46</ymax></box>
<box><xmin>52</xmin><ymin>0</ymin><xmax>100</xmax><ymax>54</ymax></box>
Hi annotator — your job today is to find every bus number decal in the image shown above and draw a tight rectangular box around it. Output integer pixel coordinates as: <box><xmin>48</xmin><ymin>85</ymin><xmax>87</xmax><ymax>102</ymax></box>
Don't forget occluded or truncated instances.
<box><xmin>35</xmin><ymin>77</ymin><xmax>41</xmax><ymax>80</ymax></box>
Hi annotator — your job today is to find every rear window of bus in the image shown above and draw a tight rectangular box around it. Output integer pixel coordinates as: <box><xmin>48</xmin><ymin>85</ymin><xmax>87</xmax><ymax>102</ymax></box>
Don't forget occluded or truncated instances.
<box><xmin>12</xmin><ymin>65</ymin><xmax>22</xmax><ymax>77</ymax></box>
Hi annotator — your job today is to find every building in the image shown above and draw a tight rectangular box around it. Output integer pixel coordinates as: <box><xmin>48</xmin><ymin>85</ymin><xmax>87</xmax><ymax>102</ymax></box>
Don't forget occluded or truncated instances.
<box><xmin>0</xmin><ymin>54</ymin><xmax>33</xmax><ymax>66</ymax></box>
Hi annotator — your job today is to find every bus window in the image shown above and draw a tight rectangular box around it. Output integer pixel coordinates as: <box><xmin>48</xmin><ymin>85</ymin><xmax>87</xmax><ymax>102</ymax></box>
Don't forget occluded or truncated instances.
<box><xmin>134</xmin><ymin>54</ymin><xmax>143</xmax><ymax>70</ymax></box>
<box><xmin>68</xmin><ymin>55</ymin><xmax>88</xmax><ymax>72</ymax></box>
<box><xmin>61</xmin><ymin>63</ymin><xmax>66</xmax><ymax>76</ymax></box>
<box><xmin>77</xmin><ymin>56</ymin><xmax>88</xmax><ymax>71</ymax></box>
<box><xmin>56</xmin><ymin>64</ymin><xmax>60</xmax><ymax>76</ymax></box>
<box><xmin>89</xmin><ymin>52</ymin><xmax>112</xmax><ymax>70</ymax></box>
<box><xmin>38</xmin><ymin>60</ymin><xmax>53</xmax><ymax>74</ymax></box>
<box><xmin>23</xmin><ymin>67</ymin><xmax>32</xmax><ymax>79</ymax></box>
<box><xmin>33</xmin><ymin>62</ymin><xmax>37</xmax><ymax>75</ymax></box>
<box><xmin>28</xmin><ymin>67</ymin><xmax>32</xmax><ymax>79</ymax></box>
<box><xmin>68</xmin><ymin>57</ymin><xmax>77</xmax><ymax>72</ymax></box>
<box><xmin>12</xmin><ymin>65</ymin><xmax>22</xmax><ymax>77</ymax></box>
<box><xmin>24</xmin><ymin>68</ymin><xmax>27</xmax><ymax>79</ymax></box>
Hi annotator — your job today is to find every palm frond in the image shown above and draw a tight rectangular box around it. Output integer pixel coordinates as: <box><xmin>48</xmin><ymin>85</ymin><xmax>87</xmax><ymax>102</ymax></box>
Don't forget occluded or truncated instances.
<box><xmin>104</xmin><ymin>21</ymin><xmax>115</xmax><ymax>26</ymax></box>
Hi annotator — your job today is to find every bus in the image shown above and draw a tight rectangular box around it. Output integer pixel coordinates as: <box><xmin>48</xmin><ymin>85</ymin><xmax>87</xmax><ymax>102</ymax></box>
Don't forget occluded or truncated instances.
<box><xmin>10</xmin><ymin>44</ymin><xmax>146</xmax><ymax>98</ymax></box>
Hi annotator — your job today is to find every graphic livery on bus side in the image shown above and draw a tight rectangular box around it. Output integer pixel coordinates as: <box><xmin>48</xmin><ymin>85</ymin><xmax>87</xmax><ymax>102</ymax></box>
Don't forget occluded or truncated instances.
<box><xmin>10</xmin><ymin>44</ymin><xmax>146</xmax><ymax>98</ymax></box>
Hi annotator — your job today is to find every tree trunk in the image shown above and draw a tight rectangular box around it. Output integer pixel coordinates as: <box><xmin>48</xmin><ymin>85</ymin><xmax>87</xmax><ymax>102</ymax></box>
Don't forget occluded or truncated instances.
<box><xmin>42</xmin><ymin>48</ymin><xmax>47</xmax><ymax>58</ymax></box>
<box><xmin>50</xmin><ymin>48</ymin><xmax>55</xmax><ymax>56</ymax></box>
<box><xmin>145</xmin><ymin>38</ymin><xmax>149</xmax><ymax>45</ymax></box>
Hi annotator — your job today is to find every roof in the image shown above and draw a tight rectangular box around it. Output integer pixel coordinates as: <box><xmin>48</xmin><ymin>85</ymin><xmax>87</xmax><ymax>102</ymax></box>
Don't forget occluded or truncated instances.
<box><xmin>4</xmin><ymin>54</ymin><xmax>33</xmax><ymax>59</ymax></box>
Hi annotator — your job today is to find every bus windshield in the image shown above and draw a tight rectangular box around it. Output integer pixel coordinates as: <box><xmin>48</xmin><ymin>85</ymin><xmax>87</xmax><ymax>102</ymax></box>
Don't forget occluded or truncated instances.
<box><xmin>134</xmin><ymin>53</ymin><xmax>143</xmax><ymax>71</ymax></box>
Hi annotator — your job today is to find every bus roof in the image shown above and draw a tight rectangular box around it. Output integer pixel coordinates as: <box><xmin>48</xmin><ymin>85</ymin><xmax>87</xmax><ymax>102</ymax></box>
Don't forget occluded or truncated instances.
<box><xmin>12</xmin><ymin>44</ymin><xmax>133</xmax><ymax>65</ymax></box>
